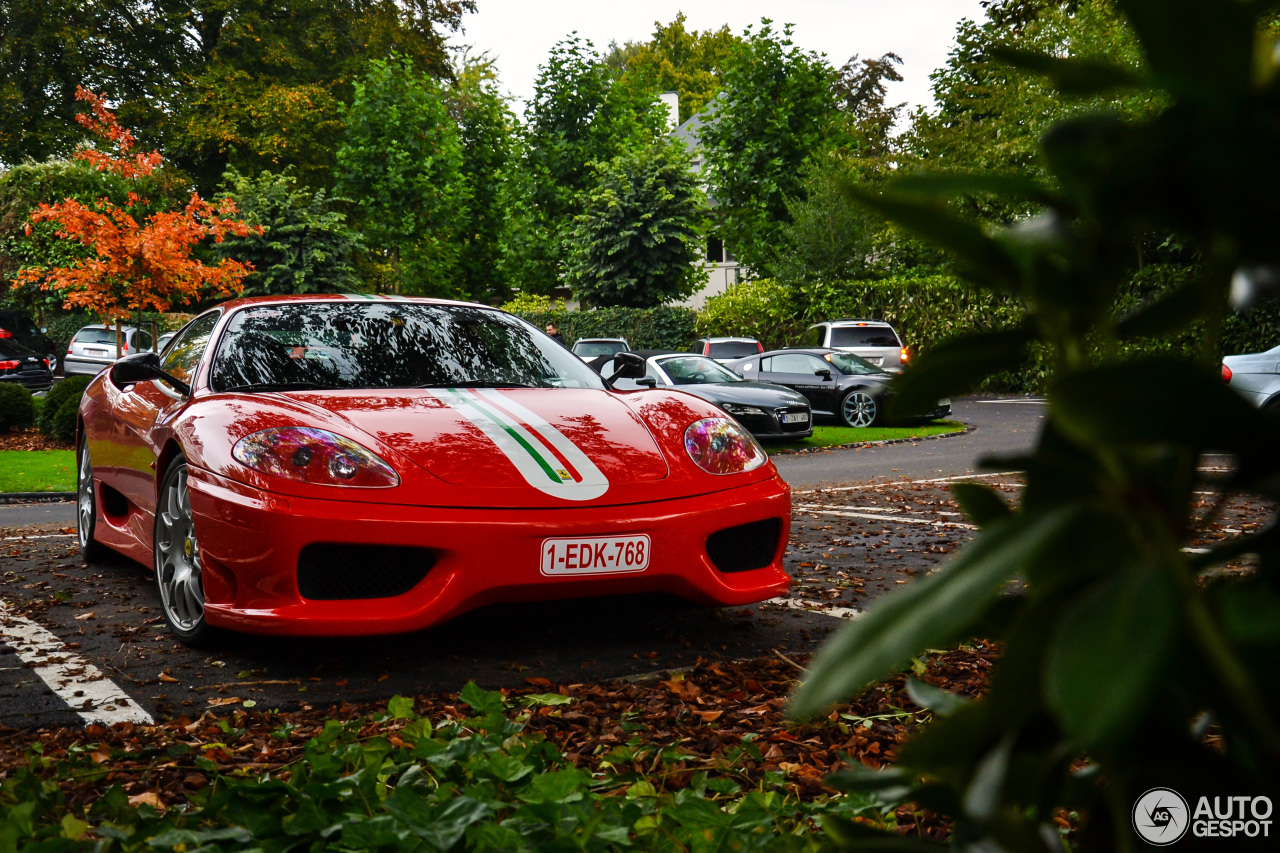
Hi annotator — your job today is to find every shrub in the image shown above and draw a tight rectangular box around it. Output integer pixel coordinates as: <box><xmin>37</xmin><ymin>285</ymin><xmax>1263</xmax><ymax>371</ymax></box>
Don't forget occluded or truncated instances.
<box><xmin>511</xmin><ymin>306</ymin><xmax>698</xmax><ymax>351</ymax></box>
<box><xmin>49</xmin><ymin>397</ymin><xmax>79</xmax><ymax>444</ymax></box>
<box><xmin>694</xmin><ymin>279</ymin><xmax>802</xmax><ymax>350</ymax></box>
<box><xmin>0</xmin><ymin>383</ymin><xmax>35</xmax><ymax>432</ymax></box>
<box><xmin>38</xmin><ymin>376</ymin><xmax>90</xmax><ymax>437</ymax></box>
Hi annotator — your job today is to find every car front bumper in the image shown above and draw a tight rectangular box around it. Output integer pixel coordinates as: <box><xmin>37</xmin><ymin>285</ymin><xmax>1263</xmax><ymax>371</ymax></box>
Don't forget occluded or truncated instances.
<box><xmin>187</xmin><ymin>468</ymin><xmax>792</xmax><ymax>636</ymax></box>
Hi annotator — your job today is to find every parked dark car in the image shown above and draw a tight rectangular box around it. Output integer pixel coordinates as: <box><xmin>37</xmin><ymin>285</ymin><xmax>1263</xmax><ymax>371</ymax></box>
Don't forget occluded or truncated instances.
<box><xmin>0</xmin><ymin>309</ymin><xmax>58</xmax><ymax>372</ymax></box>
<box><xmin>728</xmin><ymin>348</ymin><xmax>951</xmax><ymax>428</ymax></box>
<box><xmin>595</xmin><ymin>350</ymin><xmax>813</xmax><ymax>440</ymax></box>
<box><xmin>0</xmin><ymin>338</ymin><xmax>54</xmax><ymax>394</ymax></box>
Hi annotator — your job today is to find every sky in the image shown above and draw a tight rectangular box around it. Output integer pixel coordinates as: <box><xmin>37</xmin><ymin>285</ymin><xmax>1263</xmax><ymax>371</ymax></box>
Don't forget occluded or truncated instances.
<box><xmin>447</xmin><ymin>0</ymin><xmax>989</xmax><ymax>116</ymax></box>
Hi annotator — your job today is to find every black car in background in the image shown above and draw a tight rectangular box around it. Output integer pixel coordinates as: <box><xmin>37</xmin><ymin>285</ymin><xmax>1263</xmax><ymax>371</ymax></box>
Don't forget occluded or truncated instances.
<box><xmin>0</xmin><ymin>338</ymin><xmax>54</xmax><ymax>394</ymax></box>
<box><xmin>595</xmin><ymin>350</ymin><xmax>813</xmax><ymax>440</ymax></box>
<box><xmin>0</xmin><ymin>309</ymin><xmax>58</xmax><ymax>372</ymax></box>
<box><xmin>728</xmin><ymin>347</ymin><xmax>951</xmax><ymax>428</ymax></box>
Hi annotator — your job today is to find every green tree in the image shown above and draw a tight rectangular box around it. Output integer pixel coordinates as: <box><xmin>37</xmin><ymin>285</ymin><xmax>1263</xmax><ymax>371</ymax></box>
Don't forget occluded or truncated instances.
<box><xmin>699</xmin><ymin>21</ymin><xmax>836</xmax><ymax>277</ymax></box>
<box><xmin>335</xmin><ymin>55</ymin><xmax>464</xmax><ymax>295</ymax></box>
<box><xmin>604</xmin><ymin>13</ymin><xmax>744</xmax><ymax>124</ymax></box>
<box><xmin>213</xmin><ymin>169</ymin><xmax>361</xmax><ymax>296</ymax></box>
<box><xmin>564</xmin><ymin>140</ymin><xmax>706</xmax><ymax>308</ymax></box>
<box><xmin>513</xmin><ymin>35</ymin><xmax>666</xmax><ymax>293</ymax></box>
<box><xmin>793</xmin><ymin>0</ymin><xmax>1280</xmax><ymax>848</ymax></box>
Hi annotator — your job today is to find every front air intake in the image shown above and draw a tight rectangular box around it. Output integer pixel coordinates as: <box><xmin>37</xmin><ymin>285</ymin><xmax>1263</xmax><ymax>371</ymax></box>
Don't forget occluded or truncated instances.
<box><xmin>297</xmin><ymin>544</ymin><xmax>435</xmax><ymax>600</ymax></box>
<box><xmin>706</xmin><ymin>518</ymin><xmax>782</xmax><ymax>573</ymax></box>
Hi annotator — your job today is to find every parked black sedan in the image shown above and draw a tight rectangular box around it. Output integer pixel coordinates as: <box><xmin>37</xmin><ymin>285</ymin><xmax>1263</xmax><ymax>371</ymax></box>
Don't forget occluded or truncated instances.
<box><xmin>0</xmin><ymin>338</ymin><xmax>54</xmax><ymax>394</ymax></box>
<box><xmin>595</xmin><ymin>350</ymin><xmax>813</xmax><ymax>440</ymax></box>
<box><xmin>727</xmin><ymin>348</ymin><xmax>950</xmax><ymax>428</ymax></box>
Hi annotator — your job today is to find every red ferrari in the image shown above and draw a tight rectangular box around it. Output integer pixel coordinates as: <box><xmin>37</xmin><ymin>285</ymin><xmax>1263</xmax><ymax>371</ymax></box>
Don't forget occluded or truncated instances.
<box><xmin>76</xmin><ymin>296</ymin><xmax>792</xmax><ymax>644</ymax></box>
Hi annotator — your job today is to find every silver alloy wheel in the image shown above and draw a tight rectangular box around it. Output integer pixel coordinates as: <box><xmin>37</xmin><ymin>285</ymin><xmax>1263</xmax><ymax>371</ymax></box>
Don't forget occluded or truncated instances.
<box><xmin>77</xmin><ymin>438</ymin><xmax>94</xmax><ymax>550</ymax></box>
<box><xmin>841</xmin><ymin>391</ymin><xmax>878</xmax><ymax>428</ymax></box>
<box><xmin>156</xmin><ymin>465</ymin><xmax>205</xmax><ymax>632</ymax></box>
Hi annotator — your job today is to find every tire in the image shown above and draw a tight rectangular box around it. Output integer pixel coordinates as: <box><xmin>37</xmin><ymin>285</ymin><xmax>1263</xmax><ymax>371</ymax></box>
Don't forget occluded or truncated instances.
<box><xmin>76</xmin><ymin>435</ymin><xmax>107</xmax><ymax>563</ymax></box>
<box><xmin>154</xmin><ymin>455</ymin><xmax>216</xmax><ymax>646</ymax></box>
<box><xmin>840</xmin><ymin>389</ymin><xmax>881</xmax><ymax>428</ymax></box>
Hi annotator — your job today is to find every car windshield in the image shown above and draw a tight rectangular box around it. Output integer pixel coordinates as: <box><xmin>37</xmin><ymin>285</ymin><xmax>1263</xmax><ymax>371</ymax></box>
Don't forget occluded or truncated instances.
<box><xmin>74</xmin><ymin>328</ymin><xmax>120</xmax><ymax>344</ymax></box>
<box><xmin>830</xmin><ymin>326</ymin><xmax>900</xmax><ymax>347</ymax></box>
<box><xmin>705</xmin><ymin>341</ymin><xmax>760</xmax><ymax>359</ymax></box>
<box><xmin>573</xmin><ymin>341</ymin><xmax>627</xmax><ymax>357</ymax></box>
<box><xmin>825</xmin><ymin>352</ymin><xmax>886</xmax><ymax>375</ymax></box>
<box><xmin>210</xmin><ymin>303</ymin><xmax>607</xmax><ymax>392</ymax></box>
<box><xmin>658</xmin><ymin>356</ymin><xmax>744</xmax><ymax>385</ymax></box>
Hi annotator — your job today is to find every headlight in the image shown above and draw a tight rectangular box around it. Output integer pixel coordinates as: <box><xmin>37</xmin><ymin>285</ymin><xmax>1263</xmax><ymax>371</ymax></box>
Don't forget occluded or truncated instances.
<box><xmin>232</xmin><ymin>427</ymin><xmax>400</xmax><ymax>488</ymax></box>
<box><xmin>683</xmin><ymin>418</ymin><xmax>766</xmax><ymax>475</ymax></box>
<box><xmin>722</xmin><ymin>404</ymin><xmax>767</xmax><ymax>417</ymax></box>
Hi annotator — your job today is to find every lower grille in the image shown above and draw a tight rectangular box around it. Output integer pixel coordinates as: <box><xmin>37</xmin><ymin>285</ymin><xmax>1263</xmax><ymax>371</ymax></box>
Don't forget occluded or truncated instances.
<box><xmin>706</xmin><ymin>518</ymin><xmax>782</xmax><ymax>573</ymax></box>
<box><xmin>297</xmin><ymin>544</ymin><xmax>435</xmax><ymax>600</ymax></box>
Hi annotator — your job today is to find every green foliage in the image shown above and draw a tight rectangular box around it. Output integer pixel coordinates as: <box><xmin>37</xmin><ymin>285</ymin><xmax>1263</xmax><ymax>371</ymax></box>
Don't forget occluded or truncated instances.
<box><xmin>336</xmin><ymin>55</ymin><xmax>465</xmax><ymax>296</ymax></box>
<box><xmin>38</xmin><ymin>375</ymin><xmax>89</xmax><ymax>438</ymax></box>
<box><xmin>604</xmin><ymin>13</ymin><xmax>745</xmax><ymax>123</ymax></box>
<box><xmin>565</xmin><ymin>140</ymin><xmax>707</xmax><ymax>307</ymax></box>
<box><xmin>700</xmin><ymin>21</ymin><xmax>836</xmax><ymax>276</ymax></box>
<box><xmin>498</xmin><ymin>293</ymin><xmax>565</xmax><ymax>314</ymax></box>
<box><xmin>695</xmin><ymin>279</ymin><xmax>803</xmax><ymax>350</ymax></box>
<box><xmin>0</xmin><ymin>686</ymin><xmax>887</xmax><ymax>850</ymax></box>
<box><xmin>793</xmin><ymin>1</ymin><xmax>1280</xmax><ymax>847</ymax></box>
<box><xmin>512</xmin><ymin>306</ymin><xmax>698</xmax><ymax>352</ymax></box>
<box><xmin>214</xmin><ymin>169</ymin><xmax>360</xmax><ymax>296</ymax></box>
<box><xmin>512</xmin><ymin>35</ymin><xmax>667</xmax><ymax>293</ymax></box>
<box><xmin>0</xmin><ymin>381</ymin><xmax>34</xmax><ymax>432</ymax></box>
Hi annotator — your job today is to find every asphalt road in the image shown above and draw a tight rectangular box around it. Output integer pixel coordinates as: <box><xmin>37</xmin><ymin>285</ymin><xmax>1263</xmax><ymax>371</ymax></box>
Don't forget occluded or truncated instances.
<box><xmin>0</xmin><ymin>397</ymin><xmax>1048</xmax><ymax>729</ymax></box>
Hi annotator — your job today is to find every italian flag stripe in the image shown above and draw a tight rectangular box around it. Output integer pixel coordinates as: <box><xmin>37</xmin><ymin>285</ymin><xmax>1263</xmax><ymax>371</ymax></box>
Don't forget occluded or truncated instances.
<box><xmin>446</xmin><ymin>389</ymin><xmax>562</xmax><ymax>483</ymax></box>
<box><xmin>466</xmin><ymin>389</ymin><xmax>583</xmax><ymax>483</ymax></box>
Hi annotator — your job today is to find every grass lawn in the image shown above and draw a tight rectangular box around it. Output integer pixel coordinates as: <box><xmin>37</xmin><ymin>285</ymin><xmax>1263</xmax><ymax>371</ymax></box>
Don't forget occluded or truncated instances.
<box><xmin>0</xmin><ymin>449</ymin><xmax>75</xmax><ymax>492</ymax></box>
<box><xmin>764</xmin><ymin>419</ymin><xmax>966</xmax><ymax>454</ymax></box>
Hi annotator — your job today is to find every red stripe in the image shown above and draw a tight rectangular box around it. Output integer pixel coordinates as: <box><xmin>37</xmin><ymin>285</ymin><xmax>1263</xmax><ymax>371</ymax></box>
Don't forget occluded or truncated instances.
<box><xmin>464</xmin><ymin>390</ymin><xmax>583</xmax><ymax>483</ymax></box>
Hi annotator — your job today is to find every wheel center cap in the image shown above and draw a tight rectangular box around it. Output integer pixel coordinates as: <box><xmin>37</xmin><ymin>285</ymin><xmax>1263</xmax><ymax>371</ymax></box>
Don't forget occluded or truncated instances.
<box><xmin>184</xmin><ymin>538</ymin><xmax>194</xmax><ymax>558</ymax></box>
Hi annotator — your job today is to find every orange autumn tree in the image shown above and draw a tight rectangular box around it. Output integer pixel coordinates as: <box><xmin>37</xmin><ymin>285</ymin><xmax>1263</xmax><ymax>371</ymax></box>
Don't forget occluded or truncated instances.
<box><xmin>16</xmin><ymin>88</ymin><xmax>261</xmax><ymax>322</ymax></box>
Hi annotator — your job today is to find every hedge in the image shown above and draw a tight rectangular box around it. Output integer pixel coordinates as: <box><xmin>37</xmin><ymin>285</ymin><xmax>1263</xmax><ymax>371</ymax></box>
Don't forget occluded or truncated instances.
<box><xmin>512</xmin><ymin>306</ymin><xmax>699</xmax><ymax>352</ymax></box>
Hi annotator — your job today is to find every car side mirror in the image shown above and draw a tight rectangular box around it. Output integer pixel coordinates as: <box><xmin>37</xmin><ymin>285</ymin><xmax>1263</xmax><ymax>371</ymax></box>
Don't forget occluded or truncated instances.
<box><xmin>815</xmin><ymin>369</ymin><xmax>833</xmax><ymax>381</ymax></box>
<box><xmin>635</xmin><ymin>377</ymin><xmax>657</xmax><ymax>388</ymax></box>
<box><xmin>605</xmin><ymin>351</ymin><xmax>647</xmax><ymax>385</ymax></box>
<box><xmin>110</xmin><ymin>351</ymin><xmax>191</xmax><ymax>396</ymax></box>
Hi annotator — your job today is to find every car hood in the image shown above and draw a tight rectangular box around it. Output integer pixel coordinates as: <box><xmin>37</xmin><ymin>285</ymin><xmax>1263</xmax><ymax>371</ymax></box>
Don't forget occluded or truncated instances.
<box><xmin>289</xmin><ymin>388</ymin><xmax>670</xmax><ymax>499</ymax></box>
<box><xmin>672</xmin><ymin>381</ymin><xmax>809</xmax><ymax>408</ymax></box>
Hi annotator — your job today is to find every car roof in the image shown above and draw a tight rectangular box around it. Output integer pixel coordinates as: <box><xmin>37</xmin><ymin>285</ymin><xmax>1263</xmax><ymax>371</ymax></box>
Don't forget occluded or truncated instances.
<box><xmin>210</xmin><ymin>293</ymin><xmax>493</xmax><ymax>314</ymax></box>
<box><xmin>75</xmin><ymin>324</ymin><xmax>142</xmax><ymax>333</ymax></box>
<box><xmin>574</xmin><ymin>337</ymin><xmax>629</xmax><ymax>344</ymax></box>
<box><xmin>815</xmin><ymin>319</ymin><xmax>895</xmax><ymax>327</ymax></box>
<box><xmin>754</xmin><ymin>347</ymin><xmax>846</xmax><ymax>358</ymax></box>
<box><xmin>699</xmin><ymin>336</ymin><xmax>760</xmax><ymax>343</ymax></box>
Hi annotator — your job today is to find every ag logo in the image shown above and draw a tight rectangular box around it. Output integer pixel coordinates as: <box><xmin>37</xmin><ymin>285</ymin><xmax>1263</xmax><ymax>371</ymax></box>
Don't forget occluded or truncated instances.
<box><xmin>1133</xmin><ymin>787</ymin><xmax>1190</xmax><ymax>846</ymax></box>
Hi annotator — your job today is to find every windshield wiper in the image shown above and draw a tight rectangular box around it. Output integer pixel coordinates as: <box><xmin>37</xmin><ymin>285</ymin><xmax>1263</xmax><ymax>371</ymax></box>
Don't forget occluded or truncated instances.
<box><xmin>420</xmin><ymin>380</ymin><xmax>542</xmax><ymax>389</ymax></box>
<box><xmin>221</xmin><ymin>382</ymin><xmax>331</xmax><ymax>393</ymax></box>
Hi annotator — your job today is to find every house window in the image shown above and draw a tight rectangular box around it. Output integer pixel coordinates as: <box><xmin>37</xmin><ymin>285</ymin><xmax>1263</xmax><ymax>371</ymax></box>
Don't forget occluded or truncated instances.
<box><xmin>707</xmin><ymin>236</ymin><xmax>724</xmax><ymax>264</ymax></box>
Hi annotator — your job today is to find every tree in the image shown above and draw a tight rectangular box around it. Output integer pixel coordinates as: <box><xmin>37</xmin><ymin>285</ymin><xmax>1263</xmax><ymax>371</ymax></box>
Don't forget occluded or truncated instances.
<box><xmin>699</xmin><ymin>21</ymin><xmax>836</xmax><ymax>277</ymax></box>
<box><xmin>793</xmin><ymin>0</ymin><xmax>1280</xmax><ymax>847</ymax></box>
<box><xmin>14</xmin><ymin>88</ymin><xmax>259</xmax><ymax>320</ymax></box>
<box><xmin>604</xmin><ymin>13</ymin><xmax>744</xmax><ymax>124</ymax></box>
<box><xmin>513</xmin><ymin>35</ymin><xmax>665</xmax><ymax>293</ymax></box>
<box><xmin>213</xmin><ymin>169</ymin><xmax>360</xmax><ymax>296</ymax></box>
<box><xmin>334</xmin><ymin>56</ymin><xmax>464</xmax><ymax>296</ymax></box>
<box><xmin>564</xmin><ymin>140</ymin><xmax>706</xmax><ymax>308</ymax></box>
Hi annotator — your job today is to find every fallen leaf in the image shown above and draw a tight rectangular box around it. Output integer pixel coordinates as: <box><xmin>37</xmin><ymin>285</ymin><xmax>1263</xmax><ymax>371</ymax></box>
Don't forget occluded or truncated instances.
<box><xmin>127</xmin><ymin>791</ymin><xmax>166</xmax><ymax>811</ymax></box>
<box><xmin>74</xmin><ymin>611</ymin><xmax>96</xmax><ymax>621</ymax></box>
<box><xmin>208</xmin><ymin>697</ymin><xmax>243</xmax><ymax>707</ymax></box>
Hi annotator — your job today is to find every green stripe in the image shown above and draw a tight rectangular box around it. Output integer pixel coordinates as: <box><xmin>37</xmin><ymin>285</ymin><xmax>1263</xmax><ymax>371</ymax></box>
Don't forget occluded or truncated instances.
<box><xmin>447</xmin><ymin>389</ymin><xmax>562</xmax><ymax>484</ymax></box>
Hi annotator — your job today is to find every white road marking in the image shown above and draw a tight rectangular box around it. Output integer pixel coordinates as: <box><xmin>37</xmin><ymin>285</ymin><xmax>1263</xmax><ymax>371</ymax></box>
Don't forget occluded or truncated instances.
<box><xmin>0</xmin><ymin>601</ymin><xmax>152</xmax><ymax>725</ymax></box>
<box><xmin>975</xmin><ymin>399</ymin><xmax>1046</xmax><ymax>404</ymax></box>
<box><xmin>1</xmin><ymin>534</ymin><xmax>76</xmax><ymax>541</ymax></box>
<box><xmin>796</xmin><ymin>504</ymin><xmax>978</xmax><ymax>530</ymax></box>
<box><xmin>795</xmin><ymin>471</ymin><xmax>1022</xmax><ymax>494</ymax></box>
<box><xmin>766</xmin><ymin>596</ymin><xmax>862</xmax><ymax>620</ymax></box>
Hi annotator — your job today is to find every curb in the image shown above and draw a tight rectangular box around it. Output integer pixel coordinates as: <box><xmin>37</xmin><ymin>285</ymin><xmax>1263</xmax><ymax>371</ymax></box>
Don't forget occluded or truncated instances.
<box><xmin>0</xmin><ymin>492</ymin><xmax>75</xmax><ymax>505</ymax></box>
<box><xmin>769</xmin><ymin>424</ymin><xmax>973</xmax><ymax>456</ymax></box>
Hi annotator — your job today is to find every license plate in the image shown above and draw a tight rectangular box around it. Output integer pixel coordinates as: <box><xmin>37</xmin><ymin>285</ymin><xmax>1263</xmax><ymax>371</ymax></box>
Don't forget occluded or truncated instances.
<box><xmin>782</xmin><ymin>412</ymin><xmax>808</xmax><ymax>423</ymax></box>
<box><xmin>868</xmin><ymin>357</ymin><xmax>883</xmax><ymax>365</ymax></box>
<box><xmin>84</xmin><ymin>348</ymin><xmax>107</xmax><ymax>356</ymax></box>
<box><xmin>541</xmin><ymin>534</ymin><xmax>651</xmax><ymax>576</ymax></box>
<box><xmin>937</xmin><ymin>398</ymin><xmax>951</xmax><ymax>407</ymax></box>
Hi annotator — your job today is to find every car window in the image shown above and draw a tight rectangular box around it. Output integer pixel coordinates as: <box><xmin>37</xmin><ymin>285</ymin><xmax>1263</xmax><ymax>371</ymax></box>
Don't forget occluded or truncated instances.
<box><xmin>802</xmin><ymin>327</ymin><xmax>825</xmax><ymax>348</ymax></box>
<box><xmin>134</xmin><ymin>329</ymin><xmax>152</xmax><ymax>350</ymax></box>
<box><xmin>657</xmin><ymin>356</ymin><xmax>742</xmax><ymax>385</ymax></box>
<box><xmin>705</xmin><ymin>341</ymin><xmax>761</xmax><ymax>359</ymax></box>
<box><xmin>74</xmin><ymin>328</ymin><xmax>117</xmax><ymax>344</ymax></box>
<box><xmin>160</xmin><ymin>312</ymin><xmax>220</xmax><ymax>386</ymax></box>
<box><xmin>830</xmin><ymin>326</ymin><xmax>900</xmax><ymax>347</ymax></box>
<box><xmin>768</xmin><ymin>353</ymin><xmax>827</xmax><ymax>374</ymax></box>
<box><xmin>211</xmin><ymin>303</ymin><xmax>606</xmax><ymax>392</ymax></box>
<box><xmin>573</xmin><ymin>341</ymin><xmax>627</xmax><ymax>357</ymax></box>
<box><xmin>825</xmin><ymin>352</ymin><xmax>885</xmax><ymax>375</ymax></box>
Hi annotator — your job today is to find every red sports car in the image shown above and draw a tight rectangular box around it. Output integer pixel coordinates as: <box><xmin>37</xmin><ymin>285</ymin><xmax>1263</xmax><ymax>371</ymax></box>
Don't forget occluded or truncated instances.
<box><xmin>76</xmin><ymin>296</ymin><xmax>792</xmax><ymax>644</ymax></box>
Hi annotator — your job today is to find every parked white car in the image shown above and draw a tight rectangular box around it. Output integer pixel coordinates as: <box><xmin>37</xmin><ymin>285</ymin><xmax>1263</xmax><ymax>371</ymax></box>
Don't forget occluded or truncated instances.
<box><xmin>1222</xmin><ymin>345</ymin><xmax>1280</xmax><ymax>410</ymax></box>
<box><xmin>799</xmin><ymin>320</ymin><xmax>908</xmax><ymax>373</ymax></box>
<box><xmin>64</xmin><ymin>325</ymin><xmax>154</xmax><ymax>377</ymax></box>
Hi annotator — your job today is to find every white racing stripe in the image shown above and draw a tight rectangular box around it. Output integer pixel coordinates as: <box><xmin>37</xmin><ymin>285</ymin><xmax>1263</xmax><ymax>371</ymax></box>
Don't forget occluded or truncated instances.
<box><xmin>0</xmin><ymin>601</ymin><xmax>152</xmax><ymax>725</ymax></box>
<box><xmin>1</xmin><ymin>534</ymin><xmax>76</xmax><ymax>542</ymax></box>
<box><xmin>796</xmin><ymin>504</ymin><xmax>978</xmax><ymax>530</ymax></box>
<box><xmin>795</xmin><ymin>471</ymin><xmax>1021</xmax><ymax>494</ymax></box>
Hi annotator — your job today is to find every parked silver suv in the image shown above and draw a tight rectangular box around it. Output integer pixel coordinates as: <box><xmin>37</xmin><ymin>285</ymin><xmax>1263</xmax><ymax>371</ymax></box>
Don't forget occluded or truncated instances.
<box><xmin>800</xmin><ymin>320</ymin><xmax>907</xmax><ymax>373</ymax></box>
<box><xmin>64</xmin><ymin>325</ymin><xmax>153</xmax><ymax>377</ymax></box>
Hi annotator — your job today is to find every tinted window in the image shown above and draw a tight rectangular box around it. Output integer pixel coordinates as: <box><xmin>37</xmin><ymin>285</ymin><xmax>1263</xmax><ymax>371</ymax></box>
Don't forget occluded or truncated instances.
<box><xmin>161</xmin><ymin>312</ymin><xmax>221</xmax><ymax>386</ymax></box>
<box><xmin>705</xmin><ymin>341</ymin><xmax>761</xmax><ymax>359</ymax></box>
<box><xmin>573</xmin><ymin>341</ymin><xmax>628</xmax><ymax>357</ymax></box>
<box><xmin>825</xmin><ymin>352</ymin><xmax>885</xmax><ymax>375</ymax></box>
<box><xmin>658</xmin><ymin>356</ymin><xmax>743</xmax><ymax>385</ymax></box>
<box><xmin>830</xmin><ymin>326</ymin><xmax>900</xmax><ymax>347</ymax></box>
<box><xmin>211</xmin><ymin>303</ymin><xmax>605</xmax><ymax>392</ymax></box>
<box><xmin>134</xmin><ymin>329</ymin><xmax>152</xmax><ymax>350</ymax></box>
<box><xmin>767</xmin><ymin>353</ymin><xmax>827</xmax><ymax>374</ymax></box>
<box><xmin>74</xmin><ymin>328</ymin><xmax>117</xmax><ymax>344</ymax></box>
<box><xmin>802</xmin><ymin>327</ymin><xmax>825</xmax><ymax>348</ymax></box>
